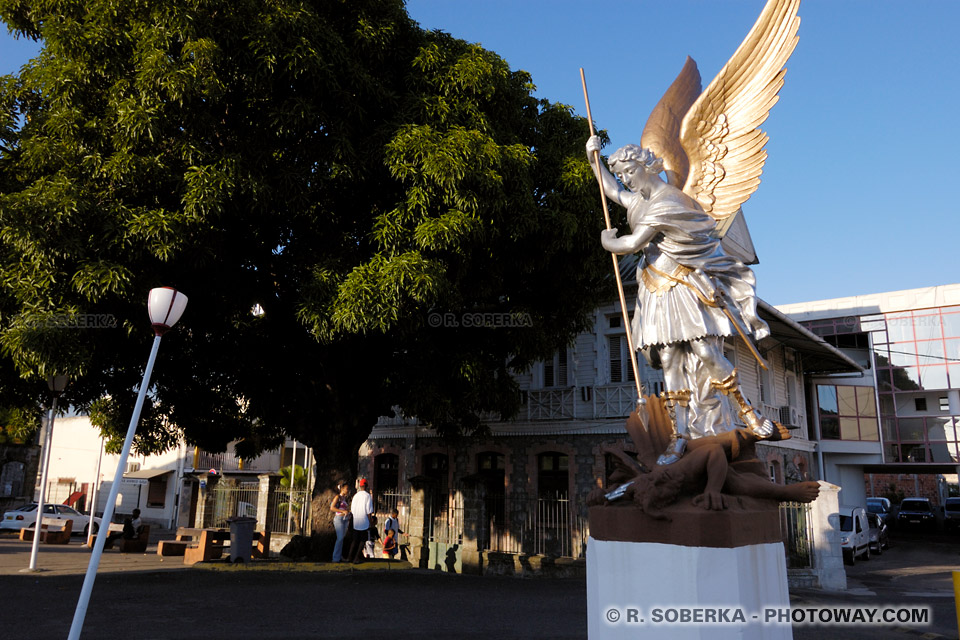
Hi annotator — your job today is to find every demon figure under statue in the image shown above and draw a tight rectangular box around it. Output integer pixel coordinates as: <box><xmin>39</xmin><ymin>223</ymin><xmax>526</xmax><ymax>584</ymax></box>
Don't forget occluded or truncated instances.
<box><xmin>587</xmin><ymin>0</ymin><xmax>803</xmax><ymax>468</ymax></box>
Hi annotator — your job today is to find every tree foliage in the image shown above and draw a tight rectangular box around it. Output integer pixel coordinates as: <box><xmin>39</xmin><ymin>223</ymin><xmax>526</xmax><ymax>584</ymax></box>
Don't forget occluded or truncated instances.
<box><xmin>0</xmin><ymin>0</ymin><xmax>608</xmax><ymax>478</ymax></box>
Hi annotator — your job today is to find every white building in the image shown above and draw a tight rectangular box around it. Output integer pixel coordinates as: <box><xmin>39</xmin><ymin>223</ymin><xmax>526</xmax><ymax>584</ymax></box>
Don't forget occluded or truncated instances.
<box><xmin>778</xmin><ymin>283</ymin><xmax>960</xmax><ymax>507</ymax></box>
<box><xmin>34</xmin><ymin>412</ymin><xmax>307</xmax><ymax>529</ymax></box>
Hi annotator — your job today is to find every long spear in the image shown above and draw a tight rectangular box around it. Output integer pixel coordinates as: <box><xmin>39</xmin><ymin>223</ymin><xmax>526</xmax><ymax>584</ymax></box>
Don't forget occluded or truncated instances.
<box><xmin>580</xmin><ymin>68</ymin><xmax>646</xmax><ymax>417</ymax></box>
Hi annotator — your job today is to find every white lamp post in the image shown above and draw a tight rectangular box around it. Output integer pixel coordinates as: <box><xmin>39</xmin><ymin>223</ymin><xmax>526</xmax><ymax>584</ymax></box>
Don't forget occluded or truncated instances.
<box><xmin>69</xmin><ymin>288</ymin><xmax>187</xmax><ymax>640</ymax></box>
<box><xmin>21</xmin><ymin>374</ymin><xmax>68</xmax><ymax>573</ymax></box>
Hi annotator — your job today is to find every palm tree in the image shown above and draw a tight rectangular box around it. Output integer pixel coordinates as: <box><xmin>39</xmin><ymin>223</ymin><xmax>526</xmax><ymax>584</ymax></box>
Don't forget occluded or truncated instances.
<box><xmin>278</xmin><ymin>464</ymin><xmax>308</xmax><ymax>534</ymax></box>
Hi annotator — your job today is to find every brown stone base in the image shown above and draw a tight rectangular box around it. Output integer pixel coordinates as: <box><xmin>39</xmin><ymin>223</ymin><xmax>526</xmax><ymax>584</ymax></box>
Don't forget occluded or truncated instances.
<box><xmin>589</xmin><ymin>494</ymin><xmax>783</xmax><ymax>549</ymax></box>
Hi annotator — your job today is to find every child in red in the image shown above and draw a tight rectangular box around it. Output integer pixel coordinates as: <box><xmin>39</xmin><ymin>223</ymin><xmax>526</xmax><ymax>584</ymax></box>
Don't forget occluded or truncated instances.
<box><xmin>382</xmin><ymin>528</ymin><xmax>398</xmax><ymax>559</ymax></box>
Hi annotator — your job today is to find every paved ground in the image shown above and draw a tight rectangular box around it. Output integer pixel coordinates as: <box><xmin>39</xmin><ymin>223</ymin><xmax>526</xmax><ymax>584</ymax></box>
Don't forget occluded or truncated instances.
<box><xmin>0</xmin><ymin>528</ymin><xmax>957</xmax><ymax>639</ymax></box>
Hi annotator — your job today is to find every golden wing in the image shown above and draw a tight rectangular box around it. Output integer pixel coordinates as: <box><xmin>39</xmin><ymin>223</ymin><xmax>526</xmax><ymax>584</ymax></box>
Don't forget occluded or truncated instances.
<box><xmin>640</xmin><ymin>56</ymin><xmax>701</xmax><ymax>189</ymax></box>
<box><xmin>680</xmin><ymin>0</ymin><xmax>801</xmax><ymax>220</ymax></box>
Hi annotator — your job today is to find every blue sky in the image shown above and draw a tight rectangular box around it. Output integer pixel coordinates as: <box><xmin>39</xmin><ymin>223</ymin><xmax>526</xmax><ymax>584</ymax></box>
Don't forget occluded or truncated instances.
<box><xmin>3</xmin><ymin>1</ymin><xmax>959</xmax><ymax>305</ymax></box>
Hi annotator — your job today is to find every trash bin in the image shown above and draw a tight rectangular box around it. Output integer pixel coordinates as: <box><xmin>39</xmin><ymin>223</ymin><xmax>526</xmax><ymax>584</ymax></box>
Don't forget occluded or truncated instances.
<box><xmin>227</xmin><ymin>516</ymin><xmax>257</xmax><ymax>563</ymax></box>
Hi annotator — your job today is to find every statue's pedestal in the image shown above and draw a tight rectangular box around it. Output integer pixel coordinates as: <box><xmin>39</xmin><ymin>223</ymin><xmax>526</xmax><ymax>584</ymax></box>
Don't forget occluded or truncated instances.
<box><xmin>587</xmin><ymin>539</ymin><xmax>792</xmax><ymax>639</ymax></box>
<box><xmin>587</xmin><ymin>502</ymin><xmax>792</xmax><ymax>639</ymax></box>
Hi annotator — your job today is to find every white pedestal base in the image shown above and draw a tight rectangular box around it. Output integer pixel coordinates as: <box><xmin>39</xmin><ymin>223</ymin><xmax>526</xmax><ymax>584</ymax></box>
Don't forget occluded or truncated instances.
<box><xmin>587</xmin><ymin>538</ymin><xmax>793</xmax><ymax>639</ymax></box>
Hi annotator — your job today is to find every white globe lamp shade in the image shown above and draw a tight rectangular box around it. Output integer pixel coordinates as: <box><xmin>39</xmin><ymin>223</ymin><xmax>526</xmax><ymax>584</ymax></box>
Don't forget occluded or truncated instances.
<box><xmin>148</xmin><ymin>287</ymin><xmax>188</xmax><ymax>335</ymax></box>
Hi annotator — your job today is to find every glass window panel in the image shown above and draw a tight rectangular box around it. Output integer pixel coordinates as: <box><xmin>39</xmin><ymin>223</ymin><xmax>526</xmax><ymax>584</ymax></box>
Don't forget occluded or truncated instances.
<box><xmin>926</xmin><ymin>417</ymin><xmax>950</xmax><ymax>440</ymax></box>
<box><xmin>950</xmin><ymin>364</ymin><xmax>960</xmax><ymax>389</ymax></box>
<box><xmin>903</xmin><ymin>444</ymin><xmax>927</xmax><ymax>463</ymax></box>
<box><xmin>855</xmin><ymin>387</ymin><xmax>877</xmax><ymax>417</ymax></box>
<box><xmin>872</xmin><ymin>340</ymin><xmax>889</xmax><ymax>358</ymax></box>
<box><xmin>558</xmin><ymin>455</ymin><xmax>569</xmax><ymax>471</ymax></box>
<box><xmin>888</xmin><ymin>344</ymin><xmax>916</xmax><ymax>368</ymax></box>
<box><xmin>898</xmin><ymin>417</ymin><xmax>926</xmax><ymax>441</ymax></box>
<box><xmin>539</xmin><ymin>455</ymin><xmax>553</xmax><ymax>471</ymax></box>
<box><xmin>879</xmin><ymin>394</ymin><xmax>895</xmax><ymax>415</ymax></box>
<box><xmin>884</xmin><ymin>442</ymin><xmax>902</xmax><ymax>462</ymax></box>
<box><xmin>917</xmin><ymin>340</ymin><xmax>945</xmax><ymax>365</ymax></box>
<box><xmin>839</xmin><ymin>417</ymin><xmax>860</xmax><ymax>440</ymax></box>
<box><xmin>876</xmin><ymin>368</ymin><xmax>893</xmax><ymax>392</ymax></box>
<box><xmin>881</xmin><ymin>417</ymin><xmax>897</xmax><ymax>440</ymax></box>
<box><xmin>945</xmin><ymin>419</ymin><xmax>960</xmax><ymax>441</ymax></box>
<box><xmin>919</xmin><ymin>366</ymin><xmax>948</xmax><ymax>389</ymax></box>
<box><xmin>946</xmin><ymin>339</ymin><xmax>960</xmax><ymax>360</ymax></box>
<box><xmin>942</xmin><ymin>313</ymin><xmax>960</xmax><ymax>338</ymax></box>
<box><xmin>820</xmin><ymin>416</ymin><xmax>839</xmax><ymax>439</ymax></box>
<box><xmin>892</xmin><ymin>367</ymin><xmax>922</xmax><ymax>392</ymax></box>
<box><xmin>886</xmin><ymin>313</ymin><xmax>914</xmax><ymax>342</ymax></box>
<box><xmin>817</xmin><ymin>386</ymin><xmax>838</xmax><ymax>415</ymax></box>
<box><xmin>858</xmin><ymin>417</ymin><xmax>879</xmax><ymax>441</ymax></box>
<box><xmin>913</xmin><ymin>316</ymin><xmax>942</xmax><ymax>341</ymax></box>
<box><xmin>860</xmin><ymin>319</ymin><xmax>885</xmax><ymax>332</ymax></box>
<box><xmin>837</xmin><ymin>387</ymin><xmax>857</xmax><ymax>416</ymax></box>
<box><xmin>929</xmin><ymin>442</ymin><xmax>958</xmax><ymax>463</ymax></box>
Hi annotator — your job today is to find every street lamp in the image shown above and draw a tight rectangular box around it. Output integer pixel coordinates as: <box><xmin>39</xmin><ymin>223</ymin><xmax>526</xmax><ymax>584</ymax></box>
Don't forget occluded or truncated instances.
<box><xmin>21</xmin><ymin>374</ymin><xmax>69</xmax><ymax>573</ymax></box>
<box><xmin>69</xmin><ymin>288</ymin><xmax>187</xmax><ymax>640</ymax></box>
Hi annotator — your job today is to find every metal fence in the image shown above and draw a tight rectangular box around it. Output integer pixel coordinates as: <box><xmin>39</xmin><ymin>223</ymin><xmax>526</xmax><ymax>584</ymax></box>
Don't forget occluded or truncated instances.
<box><xmin>427</xmin><ymin>490</ymin><xmax>463</xmax><ymax>546</ymax></box>
<box><xmin>373</xmin><ymin>490</ymin><xmax>410</xmax><ymax>538</ymax></box>
<box><xmin>479</xmin><ymin>493</ymin><xmax>588</xmax><ymax>559</ymax></box>
<box><xmin>271</xmin><ymin>486</ymin><xmax>311</xmax><ymax>535</ymax></box>
<box><xmin>210</xmin><ymin>482</ymin><xmax>260</xmax><ymax>529</ymax></box>
<box><xmin>780</xmin><ymin>500</ymin><xmax>813</xmax><ymax>568</ymax></box>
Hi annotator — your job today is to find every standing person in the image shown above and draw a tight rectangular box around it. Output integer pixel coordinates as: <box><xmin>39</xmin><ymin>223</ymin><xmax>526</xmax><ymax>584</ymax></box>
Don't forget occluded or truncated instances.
<box><xmin>382</xmin><ymin>527</ymin><xmax>398</xmax><ymax>559</ymax></box>
<box><xmin>348</xmin><ymin>478</ymin><xmax>374</xmax><ymax>564</ymax></box>
<box><xmin>330</xmin><ymin>482</ymin><xmax>351</xmax><ymax>562</ymax></box>
<box><xmin>384</xmin><ymin>507</ymin><xmax>404</xmax><ymax>560</ymax></box>
<box><xmin>384</xmin><ymin>508</ymin><xmax>402</xmax><ymax>539</ymax></box>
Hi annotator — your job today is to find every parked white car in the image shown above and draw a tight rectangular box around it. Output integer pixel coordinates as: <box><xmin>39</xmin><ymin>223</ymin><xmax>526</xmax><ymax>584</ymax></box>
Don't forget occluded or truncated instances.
<box><xmin>839</xmin><ymin>505</ymin><xmax>870</xmax><ymax>565</ymax></box>
<box><xmin>1</xmin><ymin>503</ymin><xmax>101</xmax><ymax>536</ymax></box>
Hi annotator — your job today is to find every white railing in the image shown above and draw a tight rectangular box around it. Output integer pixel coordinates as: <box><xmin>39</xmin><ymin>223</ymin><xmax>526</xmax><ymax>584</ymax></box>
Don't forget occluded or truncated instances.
<box><xmin>526</xmin><ymin>388</ymin><xmax>575</xmax><ymax>420</ymax></box>
<box><xmin>594</xmin><ymin>385</ymin><xmax>638</xmax><ymax>418</ymax></box>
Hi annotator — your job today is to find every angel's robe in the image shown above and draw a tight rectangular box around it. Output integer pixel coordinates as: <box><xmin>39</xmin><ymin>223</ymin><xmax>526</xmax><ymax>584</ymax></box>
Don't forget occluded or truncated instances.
<box><xmin>627</xmin><ymin>184</ymin><xmax>768</xmax><ymax>350</ymax></box>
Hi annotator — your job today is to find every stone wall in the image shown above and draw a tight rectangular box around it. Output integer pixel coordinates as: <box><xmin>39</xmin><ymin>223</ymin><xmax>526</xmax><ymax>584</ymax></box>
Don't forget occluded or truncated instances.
<box><xmin>0</xmin><ymin>444</ymin><xmax>41</xmax><ymax>510</ymax></box>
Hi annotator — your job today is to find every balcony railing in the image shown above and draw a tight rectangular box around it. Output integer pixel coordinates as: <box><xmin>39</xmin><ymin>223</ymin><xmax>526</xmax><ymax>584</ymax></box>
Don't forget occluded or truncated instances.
<box><xmin>194</xmin><ymin>450</ymin><xmax>276</xmax><ymax>473</ymax></box>
<box><xmin>525</xmin><ymin>388</ymin><xmax>575</xmax><ymax>420</ymax></box>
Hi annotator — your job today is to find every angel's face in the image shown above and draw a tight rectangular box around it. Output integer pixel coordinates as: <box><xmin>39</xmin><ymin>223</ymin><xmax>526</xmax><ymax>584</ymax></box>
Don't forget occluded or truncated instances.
<box><xmin>615</xmin><ymin>162</ymin><xmax>647</xmax><ymax>191</ymax></box>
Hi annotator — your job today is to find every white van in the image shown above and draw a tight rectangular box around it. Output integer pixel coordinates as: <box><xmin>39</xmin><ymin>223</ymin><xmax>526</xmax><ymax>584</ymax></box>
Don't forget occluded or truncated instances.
<box><xmin>839</xmin><ymin>506</ymin><xmax>870</xmax><ymax>564</ymax></box>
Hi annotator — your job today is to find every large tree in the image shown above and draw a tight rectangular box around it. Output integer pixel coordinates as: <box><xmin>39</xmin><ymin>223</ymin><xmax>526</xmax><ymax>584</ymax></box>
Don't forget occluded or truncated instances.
<box><xmin>0</xmin><ymin>0</ymin><xmax>609</xmax><ymax>538</ymax></box>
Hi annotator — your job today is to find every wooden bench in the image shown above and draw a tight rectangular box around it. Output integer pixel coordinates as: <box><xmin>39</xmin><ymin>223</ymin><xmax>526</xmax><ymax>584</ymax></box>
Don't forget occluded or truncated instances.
<box><xmin>117</xmin><ymin>525</ymin><xmax>150</xmax><ymax>553</ymax></box>
<box><xmin>173</xmin><ymin>527</ymin><xmax>271</xmax><ymax>564</ymax></box>
<box><xmin>183</xmin><ymin>528</ymin><xmax>230</xmax><ymax>565</ymax></box>
<box><xmin>19</xmin><ymin>518</ymin><xmax>72</xmax><ymax>544</ymax></box>
<box><xmin>94</xmin><ymin>523</ymin><xmax>151</xmax><ymax>553</ymax></box>
<box><xmin>158</xmin><ymin>527</ymin><xmax>205</xmax><ymax>556</ymax></box>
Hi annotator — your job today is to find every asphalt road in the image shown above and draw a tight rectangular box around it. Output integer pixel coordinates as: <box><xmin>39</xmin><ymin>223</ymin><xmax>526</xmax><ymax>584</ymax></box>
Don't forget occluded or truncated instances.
<box><xmin>0</xmin><ymin>528</ymin><xmax>957</xmax><ymax>640</ymax></box>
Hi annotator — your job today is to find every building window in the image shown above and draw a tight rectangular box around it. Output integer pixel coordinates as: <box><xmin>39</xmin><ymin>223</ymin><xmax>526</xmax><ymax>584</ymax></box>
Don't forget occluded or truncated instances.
<box><xmin>786</xmin><ymin>373</ymin><xmax>797</xmax><ymax>408</ymax></box>
<box><xmin>537</xmin><ymin>452</ymin><xmax>569</xmax><ymax>499</ymax></box>
<box><xmin>374</xmin><ymin>453</ymin><xmax>399</xmax><ymax>493</ymax></box>
<box><xmin>543</xmin><ymin>348</ymin><xmax>568</xmax><ymax>388</ymax></box>
<box><xmin>608</xmin><ymin>335</ymin><xmax>636</xmax><ymax>384</ymax></box>
<box><xmin>146</xmin><ymin>476</ymin><xmax>167</xmax><ymax>508</ymax></box>
<box><xmin>422</xmin><ymin>453</ymin><xmax>449</xmax><ymax>512</ymax></box>
<box><xmin>915</xmin><ymin>398</ymin><xmax>928</xmax><ymax>412</ymax></box>
<box><xmin>477</xmin><ymin>452</ymin><xmax>506</xmax><ymax>533</ymax></box>
<box><xmin>817</xmin><ymin>384</ymin><xmax>879</xmax><ymax>441</ymax></box>
<box><xmin>758</xmin><ymin>362</ymin><xmax>772</xmax><ymax>404</ymax></box>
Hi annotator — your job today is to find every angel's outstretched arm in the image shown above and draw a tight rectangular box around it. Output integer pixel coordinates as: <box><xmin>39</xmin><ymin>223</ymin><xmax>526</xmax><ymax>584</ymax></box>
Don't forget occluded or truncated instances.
<box><xmin>601</xmin><ymin>225</ymin><xmax>658</xmax><ymax>256</ymax></box>
<box><xmin>585</xmin><ymin>136</ymin><xmax>626</xmax><ymax>207</ymax></box>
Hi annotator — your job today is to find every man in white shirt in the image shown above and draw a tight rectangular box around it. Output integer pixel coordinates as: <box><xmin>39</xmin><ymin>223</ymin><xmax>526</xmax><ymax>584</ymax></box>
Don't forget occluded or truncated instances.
<box><xmin>349</xmin><ymin>479</ymin><xmax>374</xmax><ymax>563</ymax></box>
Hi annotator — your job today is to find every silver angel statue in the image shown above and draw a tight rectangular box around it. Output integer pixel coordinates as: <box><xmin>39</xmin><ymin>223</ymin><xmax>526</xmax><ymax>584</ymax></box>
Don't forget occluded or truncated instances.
<box><xmin>587</xmin><ymin>0</ymin><xmax>801</xmax><ymax>465</ymax></box>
